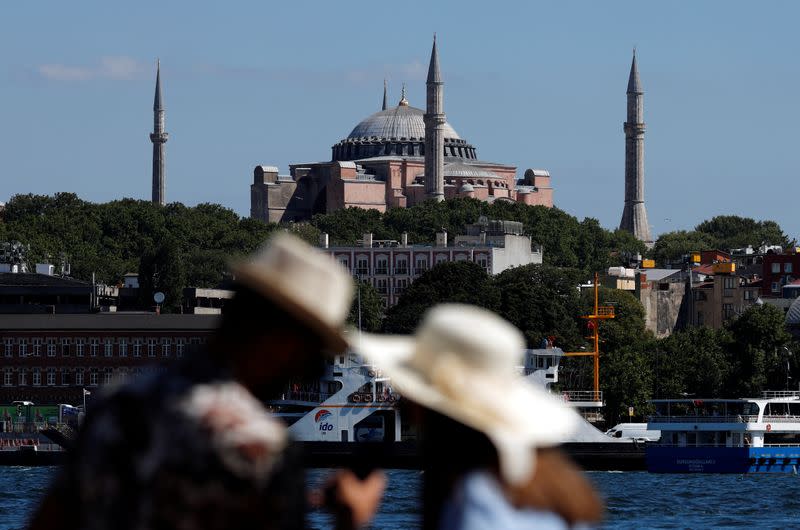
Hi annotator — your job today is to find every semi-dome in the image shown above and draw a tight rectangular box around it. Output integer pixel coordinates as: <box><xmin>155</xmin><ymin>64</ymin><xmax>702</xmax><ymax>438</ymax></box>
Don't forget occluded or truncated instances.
<box><xmin>331</xmin><ymin>95</ymin><xmax>478</xmax><ymax>162</ymax></box>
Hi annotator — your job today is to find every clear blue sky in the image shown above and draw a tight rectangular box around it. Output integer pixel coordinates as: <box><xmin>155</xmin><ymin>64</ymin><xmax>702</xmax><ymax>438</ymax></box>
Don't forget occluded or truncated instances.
<box><xmin>2</xmin><ymin>1</ymin><xmax>798</xmax><ymax>239</ymax></box>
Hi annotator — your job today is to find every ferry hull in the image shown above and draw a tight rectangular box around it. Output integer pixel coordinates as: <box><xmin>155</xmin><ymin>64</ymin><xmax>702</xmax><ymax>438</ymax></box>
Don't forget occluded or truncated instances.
<box><xmin>648</xmin><ymin>446</ymin><xmax>800</xmax><ymax>473</ymax></box>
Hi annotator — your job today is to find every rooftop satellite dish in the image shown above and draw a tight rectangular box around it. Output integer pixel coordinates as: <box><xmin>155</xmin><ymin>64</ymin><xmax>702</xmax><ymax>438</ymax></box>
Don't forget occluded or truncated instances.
<box><xmin>154</xmin><ymin>292</ymin><xmax>165</xmax><ymax>304</ymax></box>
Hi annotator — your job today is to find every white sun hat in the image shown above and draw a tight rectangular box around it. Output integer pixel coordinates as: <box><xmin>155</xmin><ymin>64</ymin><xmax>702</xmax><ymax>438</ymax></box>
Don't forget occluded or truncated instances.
<box><xmin>350</xmin><ymin>304</ymin><xmax>579</xmax><ymax>485</ymax></box>
<box><xmin>232</xmin><ymin>233</ymin><xmax>354</xmax><ymax>352</ymax></box>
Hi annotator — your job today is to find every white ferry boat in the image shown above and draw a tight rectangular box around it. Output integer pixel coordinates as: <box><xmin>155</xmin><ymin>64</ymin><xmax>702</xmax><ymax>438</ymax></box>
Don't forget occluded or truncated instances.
<box><xmin>647</xmin><ymin>392</ymin><xmax>800</xmax><ymax>473</ymax></box>
<box><xmin>269</xmin><ymin>346</ymin><xmax>629</xmax><ymax>447</ymax></box>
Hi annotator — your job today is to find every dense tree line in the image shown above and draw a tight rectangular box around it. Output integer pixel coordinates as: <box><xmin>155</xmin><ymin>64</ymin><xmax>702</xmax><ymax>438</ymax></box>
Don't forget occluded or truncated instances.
<box><xmin>3</xmin><ymin>193</ymin><xmax>797</xmax><ymax>424</ymax></box>
<box><xmin>651</xmin><ymin>216</ymin><xmax>790</xmax><ymax>266</ymax></box>
<box><xmin>384</xmin><ymin>262</ymin><xmax>800</xmax><ymax>425</ymax></box>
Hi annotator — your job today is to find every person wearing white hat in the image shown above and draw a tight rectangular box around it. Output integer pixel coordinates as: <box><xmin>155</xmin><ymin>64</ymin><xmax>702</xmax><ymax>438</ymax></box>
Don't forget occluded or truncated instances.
<box><xmin>352</xmin><ymin>304</ymin><xmax>603</xmax><ymax>529</ymax></box>
<box><xmin>30</xmin><ymin>233</ymin><xmax>385</xmax><ymax>530</ymax></box>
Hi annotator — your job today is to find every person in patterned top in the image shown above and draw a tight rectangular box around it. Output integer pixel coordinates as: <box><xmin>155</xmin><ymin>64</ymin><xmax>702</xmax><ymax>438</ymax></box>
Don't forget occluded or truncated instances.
<box><xmin>28</xmin><ymin>234</ymin><xmax>386</xmax><ymax>530</ymax></box>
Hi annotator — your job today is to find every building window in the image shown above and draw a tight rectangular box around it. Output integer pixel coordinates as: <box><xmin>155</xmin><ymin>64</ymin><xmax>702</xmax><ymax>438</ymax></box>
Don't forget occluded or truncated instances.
<box><xmin>32</xmin><ymin>338</ymin><xmax>42</xmax><ymax>357</ymax></box>
<box><xmin>104</xmin><ymin>368</ymin><xmax>113</xmax><ymax>385</ymax></box>
<box><xmin>415</xmin><ymin>257</ymin><xmax>428</xmax><ymax>274</ymax></box>
<box><xmin>772</xmin><ymin>282</ymin><xmax>780</xmax><ymax>293</ymax></box>
<box><xmin>61</xmin><ymin>368</ymin><xmax>70</xmax><ymax>386</ymax></box>
<box><xmin>76</xmin><ymin>338</ymin><xmax>85</xmax><ymax>357</ymax></box>
<box><xmin>19</xmin><ymin>339</ymin><xmax>28</xmax><ymax>357</ymax></box>
<box><xmin>3</xmin><ymin>339</ymin><xmax>12</xmax><ymax>357</ymax></box>
<box><xmin>47</xmin><ymin>339</ymin><xmax>56</xmax><ymax>357</ymax></box>
<box><xmin>89</xmin><ymin>369</ymin><xmax>98</xmax><ymax>387</ymax></box>
<box><xmin>723</xmin><ymin>277</ymin><xmax>736</xmax><ymax>289</ymax></box>
<box><xmin>396</xmin><ymin>278</ymin><xmax>408</xmax><ymax>295</ymax></box>
<box><xmin>376</xmin><ymin>279</ymin><xmax>388</xmax><ymax>294</ymax></box>
<box><xmin>46</xmin><ymin>369</ymin><xmax>56</xmax><ymax>386</ymax></box>
<box><xmin>3</xmin><ymin>370</ymin><xmax>12</xmax><ymax>387</ymax></box>
<box><xmin>435</xmin><ymin>254</ymin><xmax>448</xmax><ymax>265</ymax></box>
<box><xmin>133</xmin><ymin>339</ymin><xmax>142</xmax><ymax>358</ymax></box>
<box><xmin>104</xmin><ymin>339</ymin><xmax>114</xmax><ymax>357</ymax></box>
<box><xmin>190</xmin><ymin>337</ymin><xmax>201</xmax><ymax>347</ymax></box>
<box><xmin>19</xmin><ymin>370</ymin><xmax>27</xmax><ymax>386</ymax></box>
<box><xmin>61</xmin><ymin>338</ymin><xmax>71</xmax><ymax>357</ymax></box>
<box><xmin>723</xmin><ymin>303</ymin><xmax>734</xmax><ymax>319</ymax></box>
<box><xmin>75</xmin><ymin>369</ymin><xmax>84</xmax><ymax>387</ymax></box>
<box><xmin>772</xmin><ymin>263</ymin><xmax>781</xmax><ymax>273</ymax></box>
<box><xmin>32</xmin><ymin>368</ymin><xmax>41</xmax><ymax>387</ymax></box>
<box><xmin>161</xmin><ymin>339</ymin><xmax>171</xmax><ymax>357</ymax></box>
<box><xmin>176</xmin><ymin>339</ymin><xmax>185</xmax><ymax>358</ymax></box>
<box><xmin>396</xmin><ymin>258</ymin><xmax>408</xmax><ymax>275</ymax></box>
<box><xmin>148</xmin><ymin>339</ymin><xmax>157</xmax><ymax>357</ymax></box>
<box><xmin>786</xmin><ymin>263</ymin><xmax>794</xmax><ymax>274</ymax></box>
<box><xmin>337</xmin><ymin>257</ymin><xmax>350</xmax><ymax>271</ymax></box>
<box><xmin>90</xmin><ymin>338</ymin><xmax>99</xmax><ymax>357</ymax></box>
<box><xmin>356</xmin><ymin>257</ymin><xmax>369</xmax><ymax>276</ymax></box>
<box><xmin>375</xmin><ymin>257</ymin><xmax>388</xmax><ymax>275</ymax></box>
<box><xmin>744</xmin><ymin>290</ymin><xmax>754</xmax><ymax>300</ymax></box>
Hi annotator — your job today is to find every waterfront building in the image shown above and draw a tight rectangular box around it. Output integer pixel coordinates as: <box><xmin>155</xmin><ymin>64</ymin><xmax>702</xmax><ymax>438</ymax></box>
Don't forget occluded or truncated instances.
<box><xmin>250</xmin><ymin>37</ymin><xmax>554</xmax><ymax>223</ymax></box>
<box><xmin>0</xmin><ymin>314</ymin><xmax>216</xmax><ymax>405</ymax></box>
<box><xmin>321</xmin><ymin>220</ymin><xmax>542</xmax><ymax>307</ymax></box>
<box><xmin>619</xmin><ymin>50</ymin><xmax>652</xmax><ymax>245</ymax></box>
<box><xmin>761</xmin><ymin>250</ymin><xmax>800</xmax><ymax>298</ymax></box>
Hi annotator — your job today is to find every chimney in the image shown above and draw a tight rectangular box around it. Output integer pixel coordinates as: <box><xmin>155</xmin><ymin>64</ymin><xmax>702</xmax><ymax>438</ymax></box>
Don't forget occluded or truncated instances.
<box><xmin>480</xmin><ymin>231</ymin><xmax>487</xmax><ymax>244</ymax></box>
<box><xmin>435</xmin><ymin>231</ymin><xmax>448</xmax><ymax>247</ymax></box>
<box><xmin>320</xmin><ymin>233</ymin><xmax>329</xmax><ymax>249</ymax></box>
<box><xmin>363</xmin><ymin>233</ymin><xmax>373</xmax><ymax>248</ymax></box>
<box><xmin>401</xmin><ymin>232</ymin><xmax>408</xmax><ymax>247</ymax></box>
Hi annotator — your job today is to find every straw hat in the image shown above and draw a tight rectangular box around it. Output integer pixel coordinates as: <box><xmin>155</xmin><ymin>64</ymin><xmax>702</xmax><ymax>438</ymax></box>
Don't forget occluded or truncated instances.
<box><xmin>351</xmin><ymin>304</ymin><xmax>579</xmax><ymax>484</ymax></box>
<box><xmin>232</xmin><ymin>233</ymin><xmax>354</xmax><ymax>352</ymax></box>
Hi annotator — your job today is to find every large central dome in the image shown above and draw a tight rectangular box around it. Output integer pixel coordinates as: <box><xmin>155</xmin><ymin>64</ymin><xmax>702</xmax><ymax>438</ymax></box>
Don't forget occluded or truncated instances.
<box><xmin>347</xmin><ymin>105</ymin><xmax>461</xmax><ymax>140</ymax></box>
<box><xmin>331</xmin><ymin>95</ymin><xmax>477</xmax><ymax>162</ymax></box>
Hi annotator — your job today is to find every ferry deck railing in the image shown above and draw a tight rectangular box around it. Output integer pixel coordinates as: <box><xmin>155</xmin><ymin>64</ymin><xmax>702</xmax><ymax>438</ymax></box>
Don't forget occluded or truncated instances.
<box><xmin>561</xmin><ymin>390</ymin><xmax>603</xmax><ymax>403</ymax></box>
<box><xmin>647</xmin><ymin>415</ymin><xmax>759</xmax><ymax>424</ymax></box>
<box><xmin>762</xmin><ymin>391</ymin><xmax>800</xmax><ymax>398</ymax></box>
<box><xmin>277</xmin><ymin>391</ymin><xmax>334</xmax><ymax>403</ymax></box>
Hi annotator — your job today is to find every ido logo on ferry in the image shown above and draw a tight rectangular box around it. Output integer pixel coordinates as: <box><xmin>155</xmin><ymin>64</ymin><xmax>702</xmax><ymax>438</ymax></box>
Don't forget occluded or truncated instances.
<box><xmin>315</xmin><ymin>409</ymin><xmax>334</xmax><ymax>433</ymax></box>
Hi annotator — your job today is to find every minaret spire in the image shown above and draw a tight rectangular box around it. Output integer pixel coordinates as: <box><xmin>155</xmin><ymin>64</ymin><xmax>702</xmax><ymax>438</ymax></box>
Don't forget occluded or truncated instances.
<box><xmin>150</xmin><ymin>60</ymin><xmax>168</xmax><ymax>206</ymax></box>
<box><xmin>619</xmin><ymin>50</ymin><xmax>651</xmax><ymax>244</ymax></box>
<box><xmin>424</xmin><ymin>35</ymin><xmax>445</xmax><ymax>202</ymax></box>
<box><xmin>382</xmin><ymin>79</ymin><xmax>388</xmax><ymax>111</ymax></box>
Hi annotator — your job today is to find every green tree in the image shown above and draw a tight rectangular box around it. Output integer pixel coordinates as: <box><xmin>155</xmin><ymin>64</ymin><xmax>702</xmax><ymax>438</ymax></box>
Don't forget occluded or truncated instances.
<box><xmin>650</xmin><ymin>230</ymin><xmax>716</xmax><ymax>266</ymax></box>
<box><xmin>137</xmin><ymin>238</ymin><xmax>187</xmax><ymax>313</ymax></box>
<box><xmin>726</xmin><ymin>304</ymin><xmax>793</xmax><ymax>395</ymax></box>
<box><xmin>347</xmin><ymin>280</ymin><xmax>384</xmax><ymax>332</ymax></box>
<box><xmin>652</xmin><ymin>327</ymin><xmax>733</xmax><ymax>399</ymax></box>
<box><xmin>383</xmin><ymin>262</ymin><xmax>491</xmax><ymax>333</ymax></box>
<box><xmin>696</xmin><ymin>215</ymin><xmax>789</xmax><ymax>250</ymax></box>
<box><xmin>490</xmin><ymin>264</ymin><xmax>584</xmax><ymax>350</ymax></box>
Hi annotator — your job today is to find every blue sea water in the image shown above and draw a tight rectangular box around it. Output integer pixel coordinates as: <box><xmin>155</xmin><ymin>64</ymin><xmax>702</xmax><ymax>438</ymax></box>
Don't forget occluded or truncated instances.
<box><xmin>3</xmin><ymin>467</ymin><xmax>800</xmax><ymax>529</ymax></box>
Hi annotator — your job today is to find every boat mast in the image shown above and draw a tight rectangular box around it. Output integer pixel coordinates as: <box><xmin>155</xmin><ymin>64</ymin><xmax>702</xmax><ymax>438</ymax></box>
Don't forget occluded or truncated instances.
<box><xmin>565</xmin><ymin>272</ymin><xmax>615</xmax><ymax>401</ymax></box>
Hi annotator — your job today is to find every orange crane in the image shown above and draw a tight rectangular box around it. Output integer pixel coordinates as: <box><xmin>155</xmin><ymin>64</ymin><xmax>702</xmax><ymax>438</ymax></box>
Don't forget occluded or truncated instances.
<box><xmin>564</xmin><ymin>272</ymin><xmax>615</xmax><ymax>402</ymax></box>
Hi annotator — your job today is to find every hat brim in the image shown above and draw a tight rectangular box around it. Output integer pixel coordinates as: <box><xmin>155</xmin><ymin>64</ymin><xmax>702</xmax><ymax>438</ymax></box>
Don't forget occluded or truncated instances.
<box><xmin>233</xmin><ymin>262</ymin><xmax>348</xmax><ymax>353</ymax></box>
<box><xmin>350</xmin><ymin>331</ymin><xmax>579</xmax><ymax>479</ymax></box>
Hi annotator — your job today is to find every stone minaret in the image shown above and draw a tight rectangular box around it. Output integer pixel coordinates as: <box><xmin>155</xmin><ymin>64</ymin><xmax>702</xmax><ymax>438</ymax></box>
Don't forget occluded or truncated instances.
<box><xmin>619</xmin><ymin>50</ymin><xmax>652</xmax><ymax>243</ymax></box>
<box><xmin>150</xmin><ymin>60</ymin><xmax>168</xmax><ymax>206</ymax></box>
<box><xmin>424</xmin><ymin>36</ymin><xmax>445</xmax><ymax>202</ymax></box>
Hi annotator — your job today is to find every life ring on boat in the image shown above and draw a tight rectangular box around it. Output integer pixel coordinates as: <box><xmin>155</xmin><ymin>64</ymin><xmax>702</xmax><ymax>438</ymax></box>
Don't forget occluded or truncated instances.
<box><xmin>766</xmin><ymin>424</ymin><xmax>772</xmax><ymax>432</ymax></box>
<box><xmin>367</xmin><ymin>370</ymin><xmax>376</xmax><ymax>378</ymax></box>
<box><xmin>388</xmin><ymin>395</ymin><xmax>397</xmax><ymax>403</ymax></box>
<box><xmin>352</xmin><ymin>393</ymin><xmax>362</xmax><ymax>403</ymax></box>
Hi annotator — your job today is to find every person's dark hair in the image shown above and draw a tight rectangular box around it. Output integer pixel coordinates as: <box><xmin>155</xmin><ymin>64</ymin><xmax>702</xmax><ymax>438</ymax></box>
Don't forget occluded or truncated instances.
<box><xmin>420</xmin><ymin>409</ymin><xmax>498</xmax><ymax>530</ymax></box>
<box><xmin>419</xmin><ymin>408</ymin><xmax>603</xmax><ymax>528</ymax></box>
<box><xmin>212</xmin><ymin>284</ymin><xmax>323</xmax><ymax>357</ymax></box>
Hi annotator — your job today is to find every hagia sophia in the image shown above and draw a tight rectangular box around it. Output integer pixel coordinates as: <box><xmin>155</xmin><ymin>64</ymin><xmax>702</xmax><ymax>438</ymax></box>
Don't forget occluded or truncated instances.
<box><xmin>249</xmin><ymin>38</ymin><xmax>554</xmax><ymax>223</ymax></box>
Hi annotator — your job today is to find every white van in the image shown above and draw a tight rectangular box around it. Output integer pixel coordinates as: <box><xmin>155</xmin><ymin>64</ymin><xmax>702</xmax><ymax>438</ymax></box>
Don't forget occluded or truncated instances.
<box><xmin>605</xmin><ymin>422</ymin><xmax>660</xmax><ymax>442</ymax></box>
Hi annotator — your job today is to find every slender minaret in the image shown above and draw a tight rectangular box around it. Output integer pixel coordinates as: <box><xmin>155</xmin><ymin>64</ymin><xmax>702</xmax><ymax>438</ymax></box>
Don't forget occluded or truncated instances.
<box><xmin>619</xmin><ymin>50</ymin><xmax>651</xmax><ymax>243</ymax></box>
<box><xmin>150</xmin><ymin>60</ymin><xmax>168</xmax><ymax>206</ymax></box>
<box><xmin>424</xmin><ymin>35</ymin><xmax>445</xmax><ymax>202</ymax></box>
<box><xmin>382</xmin><ymin>79</ymin><xmax>388</xmax><ymax>111</ymax></box>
